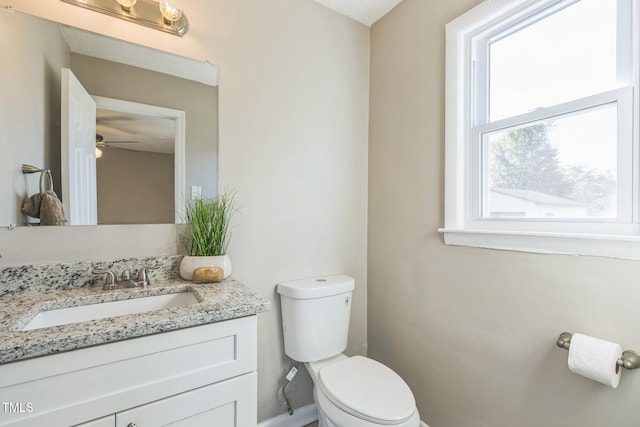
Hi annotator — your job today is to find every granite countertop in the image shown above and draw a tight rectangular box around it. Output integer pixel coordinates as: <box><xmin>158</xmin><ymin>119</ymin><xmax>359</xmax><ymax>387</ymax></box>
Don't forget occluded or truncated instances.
<box><xmin>0</xmin><ymin>277</ymin><xmax>271</xmax><ymax>364</ymax></box>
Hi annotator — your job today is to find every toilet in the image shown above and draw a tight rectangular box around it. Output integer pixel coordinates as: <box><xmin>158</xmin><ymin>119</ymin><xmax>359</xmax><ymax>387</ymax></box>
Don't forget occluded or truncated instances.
<box><xmin>277</xmin><ymin>275</ymin><xmax>421</xmax><ymax>427</ymax></box>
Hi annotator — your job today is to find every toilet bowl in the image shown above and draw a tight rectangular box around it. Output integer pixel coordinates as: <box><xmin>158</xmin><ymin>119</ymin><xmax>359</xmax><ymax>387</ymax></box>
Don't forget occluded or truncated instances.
<box><xmin>307</xmin><ymin>355</ymin><xmax>420</xmax><ymax>427</ymax></box>
<box><xmin>277</xmin><ymin>276</ymin><xmax>421</xmax><ymax>427</ymax></box>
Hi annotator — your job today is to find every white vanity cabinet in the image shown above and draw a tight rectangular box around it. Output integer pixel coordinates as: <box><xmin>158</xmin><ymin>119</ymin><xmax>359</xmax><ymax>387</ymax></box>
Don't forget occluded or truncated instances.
<box><xmin>75</xmin><ymin>416</ymin><xmax>115</xmax><ymax>427</ymax></box>
<box><xmin>114</xmin><ymin>373</ymin><xmax>255</xmax><ymax>427</ymax></box>
<box><xmin>0</xmin><ymin>316</ymin><xmax>258</xmax><ymax>427</ymax></box>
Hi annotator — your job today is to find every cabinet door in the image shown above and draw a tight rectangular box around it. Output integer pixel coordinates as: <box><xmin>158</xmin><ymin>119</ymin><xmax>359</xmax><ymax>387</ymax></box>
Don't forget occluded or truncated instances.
<box><xmin>74</xmin><ymin>415</ymin><xmax>115</xmax><ymax>427</ymax></box>
<box><xmin>116</xmin><ymin>372</ymin><xmax>257</xmax><ymax>427</ymax></box>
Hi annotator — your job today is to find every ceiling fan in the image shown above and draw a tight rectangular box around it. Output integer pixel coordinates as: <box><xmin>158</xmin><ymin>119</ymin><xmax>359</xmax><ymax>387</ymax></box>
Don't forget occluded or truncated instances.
<box><xmin>95</xmin><ymin>133</ymin><xmax>140</xmax><ymax>152</ymax></box>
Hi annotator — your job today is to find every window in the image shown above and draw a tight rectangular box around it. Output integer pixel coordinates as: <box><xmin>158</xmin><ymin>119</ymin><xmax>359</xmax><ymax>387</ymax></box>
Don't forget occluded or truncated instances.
<box><xmin>442</xmin><ymin>0</ymin><xmax>640</xmax><ymax>259</ymax></box>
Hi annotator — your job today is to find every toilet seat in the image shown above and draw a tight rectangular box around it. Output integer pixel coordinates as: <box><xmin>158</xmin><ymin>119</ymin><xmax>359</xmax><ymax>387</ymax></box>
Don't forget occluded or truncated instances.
<box><xmin>315</xmin><ymin>386</ymin><xmax>421</xmax><ymax>427</ymax></box>
<box><xmin>317</xmin><ymin>356</ymin><xmax>416</xmax><ymax>425</ymax></box>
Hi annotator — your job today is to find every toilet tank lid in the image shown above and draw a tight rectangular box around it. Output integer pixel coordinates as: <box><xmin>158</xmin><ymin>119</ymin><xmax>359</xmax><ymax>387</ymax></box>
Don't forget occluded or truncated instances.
<box><xmin>277</xmin><ymin>275</ymin><xmax>355</xmax><ymax>299</ymax></box>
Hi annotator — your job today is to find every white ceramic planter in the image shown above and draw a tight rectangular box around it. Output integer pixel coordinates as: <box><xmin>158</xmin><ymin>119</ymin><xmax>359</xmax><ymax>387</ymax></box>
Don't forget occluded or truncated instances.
<box><xmin>180</xmin><ymin>255</ymin><xmax>232</xmax><ymax>280</ymax></box>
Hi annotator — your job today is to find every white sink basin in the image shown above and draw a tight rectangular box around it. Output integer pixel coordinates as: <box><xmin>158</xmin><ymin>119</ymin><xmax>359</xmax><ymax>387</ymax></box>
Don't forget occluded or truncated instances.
<box><xmin>22</xmin><ymin>292</ymin><xmax>199</xmax><ymax>331</ymax></box>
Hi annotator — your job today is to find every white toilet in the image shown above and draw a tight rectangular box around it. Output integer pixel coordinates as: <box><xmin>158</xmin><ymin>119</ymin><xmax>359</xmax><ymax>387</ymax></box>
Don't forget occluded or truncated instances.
<box><xmin>277</xmin><ymin>275</ymin><xmax>421</xmax><ymax>427</ymax></box>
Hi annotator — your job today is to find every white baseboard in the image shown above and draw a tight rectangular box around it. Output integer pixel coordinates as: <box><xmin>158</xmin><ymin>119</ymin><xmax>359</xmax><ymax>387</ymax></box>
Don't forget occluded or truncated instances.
<box><xmin>258</xmin><ymin>403</ymin><xmax>429</xmax><ymax>427</ymax></box>
<box><xmin>258</xmin><ymin>403</ymin><xmax>318</xmax><ymax>427</ymax></box>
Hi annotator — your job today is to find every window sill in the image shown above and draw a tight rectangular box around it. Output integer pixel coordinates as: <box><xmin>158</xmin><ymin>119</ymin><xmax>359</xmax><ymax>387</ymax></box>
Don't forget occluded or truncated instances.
<box><xmin>438</xmin><ymin>228</ymin><xmax>640</xmax><ymax>260</ymax></box>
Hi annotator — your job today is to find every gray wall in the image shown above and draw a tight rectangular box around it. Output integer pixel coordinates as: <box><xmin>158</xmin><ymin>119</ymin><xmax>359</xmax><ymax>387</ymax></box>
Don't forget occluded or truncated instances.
<box><xmin>97</xmin><ymin>149</ymin><xmax>174</xmax><ymax>224</ymax></box>
<box><xmin>0</xmin><ymin>10</ymin><xmax>68</xmax><ymax>226</ymax></box>
<box><xmin>368</xmin><ymin>0</ymin><xmax>640</xmax><ymax>426</ymax></box>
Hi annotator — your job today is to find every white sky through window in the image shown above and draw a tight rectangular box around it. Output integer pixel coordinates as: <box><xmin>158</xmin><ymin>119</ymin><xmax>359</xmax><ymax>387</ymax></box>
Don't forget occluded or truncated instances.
<box><xmin>550</xmin><ymin>104</ymin><xmax>618</xmax><ymax>172</ymax></box>
<box><xmin>489</xmin><ymin>0</ymin><xmax>618</xmax><ymax>121</ymax></box>
<box><xmin>489</xmin><ymin>0</ymin><xmax>621</xmax><ymax>174</ymax></box>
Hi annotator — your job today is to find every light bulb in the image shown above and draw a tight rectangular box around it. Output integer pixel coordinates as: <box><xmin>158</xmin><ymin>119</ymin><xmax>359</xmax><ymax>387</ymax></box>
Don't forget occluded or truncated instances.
<box><xmin>159</xmin><ymin>1</ymin><xmax>182</xmax><ymax>24</ymax></box>
<box><xmin>95</xmin><ymin>147</ymin><xmax>103</xmax><ymax>159</ymax></box>
<box><xmin>116</xmin><ymin>0</ymin><xmax>137</xmax><ymax>12</ymax></box>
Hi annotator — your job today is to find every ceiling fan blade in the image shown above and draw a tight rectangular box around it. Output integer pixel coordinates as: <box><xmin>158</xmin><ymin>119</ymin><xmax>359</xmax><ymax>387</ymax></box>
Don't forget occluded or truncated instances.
<box><xmin>97</xmin><ymin>144</ymin><xmax>142</xmax><ymax>153</ymax></box>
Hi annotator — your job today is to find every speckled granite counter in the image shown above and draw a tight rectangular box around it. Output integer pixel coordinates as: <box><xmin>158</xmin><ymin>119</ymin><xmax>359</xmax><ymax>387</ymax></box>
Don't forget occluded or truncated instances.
<box><xmin>0</xmin><ymin>257</ymin><xmax>271</xmax><ymax>364</ymax></box>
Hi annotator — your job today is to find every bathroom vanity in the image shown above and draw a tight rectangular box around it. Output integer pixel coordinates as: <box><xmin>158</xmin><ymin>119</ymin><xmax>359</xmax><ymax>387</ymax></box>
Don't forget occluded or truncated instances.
<box><xmin>0</xmin><ymin>256</ymin><xmax>270</xmax><ymax>427</ymax></box>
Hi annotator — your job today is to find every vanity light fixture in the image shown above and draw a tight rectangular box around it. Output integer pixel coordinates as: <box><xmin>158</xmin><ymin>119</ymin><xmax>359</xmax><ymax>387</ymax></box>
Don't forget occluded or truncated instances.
<box><xmin>115</xmin><ymin>0</ymin><xmax>137</xmax><ymax>13</ymax></box>
<box><xmin>158</xmin><ymin>1</ymin><xmax>182</xmax><ymax>24</ymax></box>
<box><xmin>60</xmin><ymin>0</ymin><xmax>188</xmax><ymax>36</ymax></box>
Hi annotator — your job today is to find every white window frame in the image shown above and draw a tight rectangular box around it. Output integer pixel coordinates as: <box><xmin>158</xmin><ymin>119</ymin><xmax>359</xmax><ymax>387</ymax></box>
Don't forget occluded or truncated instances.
<box><xmin>440</xmin><ymin>0</ymin><xmax>640</xmax><ymax>260</ymax></box>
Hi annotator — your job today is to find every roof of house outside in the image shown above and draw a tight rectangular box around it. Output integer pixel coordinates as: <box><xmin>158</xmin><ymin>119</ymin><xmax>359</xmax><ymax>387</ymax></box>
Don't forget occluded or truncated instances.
<box><xmin>490</xmin><ymin>187</ymin><xmax>586</xmax><ymax>207</ymax></box>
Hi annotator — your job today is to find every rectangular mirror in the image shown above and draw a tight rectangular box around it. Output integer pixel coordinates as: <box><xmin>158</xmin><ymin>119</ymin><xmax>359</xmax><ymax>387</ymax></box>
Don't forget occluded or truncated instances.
<box><xmin>0</xmin><ymin>7</ymin><xmax>219</xmax><ymax>227</ymax></box>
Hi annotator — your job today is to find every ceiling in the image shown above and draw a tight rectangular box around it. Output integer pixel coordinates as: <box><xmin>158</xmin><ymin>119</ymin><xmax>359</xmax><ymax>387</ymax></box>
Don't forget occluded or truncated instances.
<box><xmin>312</xmin><ymin>0</ymin><xmax>403</xmax><ymax>26</ymax></box>
<box><xmin>96</xmin><ymin>109</ymin><xmax>175</xmax><ymax>155</ymax></box>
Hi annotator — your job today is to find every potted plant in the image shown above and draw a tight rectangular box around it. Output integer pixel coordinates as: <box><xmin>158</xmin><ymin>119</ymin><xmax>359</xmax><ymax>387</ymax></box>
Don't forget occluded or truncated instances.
<box><xmin>179</xmin><ymin>192</ymin><xmax>237</xmax><ymax>280</ymax></box>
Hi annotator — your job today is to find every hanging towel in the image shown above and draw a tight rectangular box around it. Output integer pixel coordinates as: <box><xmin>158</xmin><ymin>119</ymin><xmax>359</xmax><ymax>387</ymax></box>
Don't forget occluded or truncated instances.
<box><xmin>20</xmin><ymin>168</ymin><xmax>66</xmax><ymax>225</ymax></box>
<box><xmin>21</xmin><ymin>190</ymin><xmax>66</xmax><ymax>225</ymax></box>
<box><xmin>21</xmin><ymin>193</ymin><xmax>43</xmax><ymax>218</ymax></box>
<box><xmin>39</xmin><ymin>190</ymin><xmax>66</xmax><ymax>226</ymax></box>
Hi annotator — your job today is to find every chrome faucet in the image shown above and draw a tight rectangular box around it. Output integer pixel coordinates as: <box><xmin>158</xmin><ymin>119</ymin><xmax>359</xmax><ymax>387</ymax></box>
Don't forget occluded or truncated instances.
<box><xmin>92</xmin><ymin>269</ymin><xmax>117</xmax><ymax>290</ymax></box>
<box><xmin>92</xmin><ymin>269</ymin><xmax>137</xmax><ymax>290</ymax></box>
<box><xmin>119</xmin><ymin>269</ymin><xmax>137</xmax><ymax>288</ymax></box>
<box><xmin>135</xmin><ymin>266</ymin><xmax>159</xmax><ymax>288</ymax></box>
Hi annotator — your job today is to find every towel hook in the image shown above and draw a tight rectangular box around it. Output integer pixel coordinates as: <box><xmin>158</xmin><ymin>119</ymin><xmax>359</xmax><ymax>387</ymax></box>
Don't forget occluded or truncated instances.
<box><xmin>38</xmin><ymin>170</ymin><xmax>53</xmax><ymax>194</ymax></box>
<box><xmin>21</xmin><ymin>164</ymin><xmax>54</xmax><ymax>194</ymax></box>
<box><xmin>21</xmin><ymin>164</ymin><xmax>44</xmax><ymax>174</ymax></box>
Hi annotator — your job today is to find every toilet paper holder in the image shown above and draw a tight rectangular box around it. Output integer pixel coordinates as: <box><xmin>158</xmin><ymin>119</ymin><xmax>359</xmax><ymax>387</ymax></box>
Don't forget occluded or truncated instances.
<box><xmin>556</xmin><ymin>332</ymin><xmax>640</xmax><ymax>370</ymax></box>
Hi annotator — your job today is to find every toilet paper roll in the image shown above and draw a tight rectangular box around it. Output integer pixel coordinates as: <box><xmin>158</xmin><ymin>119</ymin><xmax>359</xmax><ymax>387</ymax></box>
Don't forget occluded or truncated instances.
<box><xmin>568</xmin><ymin>333</ymin><xmax>622</xmax><ymax>388</ymax></box>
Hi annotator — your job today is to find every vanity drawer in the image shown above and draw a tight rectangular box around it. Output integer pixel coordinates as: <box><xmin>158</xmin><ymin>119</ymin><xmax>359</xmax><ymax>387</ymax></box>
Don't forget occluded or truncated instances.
<box><xmin>0</xmin><ymin>316</ymin><xmax>257</xmax><ymax>427</ymax></box>
<box><xmin>74</xmin><ymin>416</ymin><xmax>115</xmax><ymax>427</ymax></box>
<box><xmin>116</xmin><ymin>372</ymin><xmax>256</xmax><ymax>427</ymax></box>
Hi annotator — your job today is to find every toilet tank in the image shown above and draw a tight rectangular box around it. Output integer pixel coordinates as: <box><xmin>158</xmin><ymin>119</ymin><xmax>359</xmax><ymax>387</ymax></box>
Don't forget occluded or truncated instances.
<box><xmin>277</xmin><ymin>275</ymin><xmax>355</xmax><ymax>362</ymax></box>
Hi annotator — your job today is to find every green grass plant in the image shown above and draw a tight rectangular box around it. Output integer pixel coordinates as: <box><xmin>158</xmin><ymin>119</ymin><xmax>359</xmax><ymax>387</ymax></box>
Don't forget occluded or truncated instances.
<box><xmin>181</xmin><ymin>192</ymin><xmax>237</xmax><ymax>256</ymax></box>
